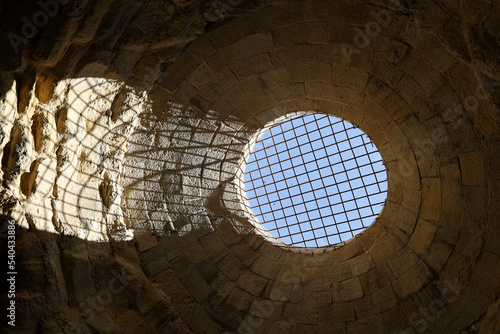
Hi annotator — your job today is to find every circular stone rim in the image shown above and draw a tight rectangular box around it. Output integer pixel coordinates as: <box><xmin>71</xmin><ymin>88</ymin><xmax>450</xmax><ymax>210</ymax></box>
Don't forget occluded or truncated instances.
<box><xmin>234</xmin><ymin>111</ymin><xmax>389</xmax><ymax>251</ymax></box>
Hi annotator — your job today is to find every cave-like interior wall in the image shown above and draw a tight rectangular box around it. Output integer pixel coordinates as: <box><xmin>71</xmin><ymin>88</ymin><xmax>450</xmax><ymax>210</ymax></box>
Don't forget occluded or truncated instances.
<box><xmin>1</xmin><ymin>0</ymin><xmax>500</xmax><ymax>333</ymax></box>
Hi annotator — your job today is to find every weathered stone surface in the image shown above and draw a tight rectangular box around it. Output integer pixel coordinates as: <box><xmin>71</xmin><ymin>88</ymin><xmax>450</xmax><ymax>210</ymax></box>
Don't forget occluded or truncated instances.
<box><xmin>1</xmin><ymin>0</ymin><xmax>500</xmax><ymax>332</ymax></box>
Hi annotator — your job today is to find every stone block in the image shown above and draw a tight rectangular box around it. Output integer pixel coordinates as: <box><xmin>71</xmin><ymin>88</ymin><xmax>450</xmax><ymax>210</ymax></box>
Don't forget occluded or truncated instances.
<box><xmin>483</xmin><ymin>134</ymin><xmax>500</xmax><ymax>197</ymax></box>
<box><xmin>388</xmin><ymin>246</ymin><xmax>419</xmax><ymax>279</ymax></box>
<box><xmin>228</xmin><ymin>241</ymin><xmax>259</xmax><ymax>267</ymax></box>
<box><xmin>418</xmin><ymin>33</ymin><xmax>457</xmax><ymax>72</ymax></box>
<box><xmin>455</xmin><ymin>222</ymin><xmax>485</xmax><ymax>262</ymax></box>
<box><xmin>207</xmin><ymin>17</ymin><xmax>252</xmax><ymax>49</ymax></box>
<box><xmin>318</xmin><ymin>302</ymin><xmax>355</xmax><ymax>324</ymax></box>
<box><xmin>385</xmin><ymin>121</ymin><xmax>411</xmax><ymax>153</ymax></box>
<box><xmin>207</xmin><ymin>46</ymin><xmax>238</xmax><ymax>73</ymax></box>
<box><xmin>186</xmin><ymin>35</ymin><xmax>217</xmax><ymax>62</ymax></box>
<box><xmin>246</xmin><ymin>2</ymin><xmax>304</xmax><ymax>32</ymax></box>
<box><xmin>289</xmin><ymin>284</ymin><xmax>331</xmax><ymax>305</ymax></box>
<box><xmin>210</xmin><ymin>272</ymin><xmax>235</xmax><ymax>299</ymax></box>
<box><xmin>420</xmin><ymin>178</ymin><xmax>442</xmax><ymax>222</ymax></box>
<box><xmin>289</xmin><ymin>62</ymin><xmax>331</xmax><ymax>83</ymax></box>
<box><xmin>252</xmin><ymin>256</ymin><xmax>282</xmax><ymax>280</ymax></box>
<box><xmin>459</xmin><ymin>151</ymin><xmax>486</xmax><ymax>186</ymax></box>
<box><xmin>361</xmin><ymin>97</ymin><xmax>392</xmax><ymax>129</ymax></box>
<box><xmin>273</xmin><ymin>22</ymin><xmax>329</xmax><ymax>47</ymax></box>
<box><xmin>401</xmin><ymin>115</ymin><xmax>440</xmax><ymax>178</ymax></box>
<box><xmin>392</xmin><ymin>260</ymin><xmax>433</xmax><ymax>300</ymax></box>
<box><xmin>231</xmin><ymin>53</ymin><xmax>274</xmax><ymax>80</ymax></box>
<box><xmin>114</xmin><ymin>310</ymin><xmax>151</xmax><ymax>333</ymax></box>
<box><xmin>445</xmin><ymin>61</ymin><xmax>479</xmax><ymax>102</ymax></box>
<box><xmin>134</xmin><ymin>230</ymin><xmax>158</xmax><ymax>253</ymax></box>
<box><xmin>463</xmin><ymin>185</ymin><xmax>488</xmax><ymax>227</ymax></box>
<box><xmin>471</xmin><ymin>251</ymin><xmax>500</xmax><ymax>299</ymax></box>
<box><xmin>269</xmin><ymin>83</ymin><xmax>306</xmax><ymax>103</ymax></box>
<box><xmin>408</xmin><ymin>219</ymin><xmax>437</xmax><ymax>256</ymax></box>
<box><xmin>277</xmin><ymin>262</ymin><xmax>313</xmax><ymax>285</ymax></box>
<box><xmin>396</xmin><ymin>75</ymin><xmax>428</xmax><ymax>112</ymax></box>
<box><xmin>248</xmin><ymin>298</ymin><xmax>283</xmax><ymax>323</ymax></box>
<box><xmin>357</xmin><ymin>220</ymin><xmax>385</xmax><ymax>252</ymax></box>
<box><xmin>380</xmin><ymin>91</ymin><xmax>413</xmax><ymax>122</ymax></box>
<box><xmin>263</xmin><ymin>321</ymin><xmax>293</xmax><ymax>334</ymax></box>
<box><xmin>283</xmin><ymin>302</ymin><xmax>318</xmax><ymax>324</ymax></box>
<box><xmin>435</xmin><ymin>235</ymin><xmax>460</xmax><ymax>269</ymax></box>
<box><xmin>446</xmin><ymin>117</ymin><xmax>480</xmax><ymax>153</ymax></box>
<box><xmin>385</xmin><ymin>169</ymin><xmax>404</xmax><ymax>204</ymax></box>
<box><xmin>170</xmin><ymin>253</ymin><xmax>194</xmax><ymax>279</ymax></box>
<box><xmin>305</xmin><ymin>82</ymin><xmax>364</xmax><ymax>108</ymax></box>
<box><xmin>324</xmin><ymin>261</ymin><xmax>352</xmax><ymax>283</ymax></box>
<box><xmin>332</xmin><ymin>64</ymin><xmax>369</xmax><ymax>90</ymax></box>
<box><xmin>183</xmin><ymin>304</ymin><xmax>221</xmax><ymax>334</ymax></box>
<box><xmin>411</xmin><ymin>60</ymin><xmax>446</xmax><ymax>97</ymax></box>
<box><xmin>363</xmin><ymin>76</ymin><xmax>392</xmax><ymax>104</ymax></box>
<box><xmin>259</xmin><ymin>67</ymin><xmax>291</xmax><ymax>90</ymax></box>
<box><xmin>332</xmin><ymin>277</ymin><xmax>363</xmax><ymax>302</ymax></box>
<box><xmin>485</xmin><ymin>197</ymin><xmax>500</xmax><ymax>256</ymax></box>
<box><xmin>368</xmin><ymin>233</ymin><xmax>404</xmax><ymax>266</ymax></box>
<box><xmin>318</xmin><ymin>100</ymin><xmax>342</xmax><ymax>118</ymax></box>
<box><xmin>270</xmin><ymin>45</ymin><xmax>314</xmax><ymax>68</ymax></box>
<box><xmin>264</xmin><ymin>280</ymin><xmax>293</xmax><ymax>302</ymax></box>
<box><xmin>312</xmin><ymin>44</ymin><xmax>342</xmax><ymax>64</ymax></box>
<box><xmin>232</xmin><ymin>32</ymin><xmax>275</xmax><ymax>61</ymax></box>
<box><xmin>217</xmin><ymin>253</ymin><xmax>245</xmax><ymax>282</ymax></box>
<box><xmin>283</xmin><ymin>98</ymin><xmax>319</xmax><ymax>113</ymax></box>
<box><xmin>199</xmin><ymin>231</ymin><xmax>226</xmax><ymax>258</ymax></box>
<box><xmin>440</xmin><ymin>159</ymin><xmax>463</xmax><ymax>213</ymax></box>
<box><xmin>361</xmin><ymin>262</ymin><xmax>395</xmax><ymax>294</ymax></box>
<box><xmin>163</xmin><ymin>52</ymin><xmax>199</xmax><ymax>93</ymax></box>
<box><xmin>353</xmin><ymin>285</ymin><xmax>399</xmax><ymax>320</ymax></box>
<box><xmin>435</xmin><ymin>211</ymin><xmax>461</xmax><ymax>246</ymax></box>
<box><xmin>292</xmin><ymin>323</ymin><xmax>346</xmax><ymax>333</ymax></box>
<box><xmin>329</xmin><ymin>237</ymin><xmax>363</xmax><ymax>263</ymax></box>
<box><xmin>139</xmin><ymin>246</ymin><xmax>170</xmax><ymax>278</ymax></box>
<box><xmin>372</xmin><ymin>57</ymin><xmax>405</xmax><ymax>88</ymax></box>
<box><xmin>181</xmin><ymin>269</ymin><xmax>212</xmax><ymax>303</ymax></box>
<box><xmin>378</xmin><ymin>306</ymin><xmax>407</xmax><ymax>333</ymax></box>
<box><xmin>188</xmin><ymin>62</ymin><xmax>218</xmax><ymax>89</ymax></box>
<box><xmin>227</xmin><ymin>287</ymin><xmax>254</xmax><ymax>312</ymax></box>
<box><xmin>134</xmin><ymin>281</ymin><xmax>165</xmax><ymax>315</ymax></box>
<box><xmin>201</xmin><ymin>69</ymin><xmax>239</xmax><ymax>101</ymax></box>
<box><xmin>158</xmin><ymin>234</ymin><xmax>184</xmax><ymax>261</ymax></box>
<box><xmin>478</xmin><ymin>298</ymin><xmax>500</xmax><ymax>333</ymax></box>
<box><xmin>358</xmin><ymin>118</ymin><xmax>388</xmax><ymax>147</ymax></box>
<box><xmin>303</xmin><ymin>0</ymin><xmax>370</xmax><ymax>24</ymax></box>
<box><xmin>236</xmin><ymin>270</ymin><xmax>268</xmax><ymax>296</ymax></box>
<box><xmin>425</xmin><ymin>286</ymin><xmax>491</xmax><ymax>334</ymax></box>
<box><xmin>242</xmin><ymin>92</ymin><xmax>276</xmax><ymax>115</ymax></box>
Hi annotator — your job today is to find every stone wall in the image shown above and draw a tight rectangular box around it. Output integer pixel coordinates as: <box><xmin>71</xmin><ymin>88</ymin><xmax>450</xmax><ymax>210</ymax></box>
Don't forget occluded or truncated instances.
<box><xmin>1</xmin><ymin>0</ymin><xmax>499</xmax><ymax>333</ymax></box>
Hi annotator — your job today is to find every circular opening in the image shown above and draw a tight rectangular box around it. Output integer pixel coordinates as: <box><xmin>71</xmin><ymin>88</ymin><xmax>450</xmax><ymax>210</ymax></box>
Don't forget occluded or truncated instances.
<box><xmin>243</xmin><ymin>113</ymin><xmax>388</xmax><ymax>248</ymax></box>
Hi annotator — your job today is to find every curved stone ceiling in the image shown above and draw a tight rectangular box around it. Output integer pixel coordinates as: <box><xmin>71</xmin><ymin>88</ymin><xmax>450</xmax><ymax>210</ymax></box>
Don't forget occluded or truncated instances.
<box><xmin>1</xmin><ymin>0</ymin><xmax>499</xmax><ymax>333</ymax></box>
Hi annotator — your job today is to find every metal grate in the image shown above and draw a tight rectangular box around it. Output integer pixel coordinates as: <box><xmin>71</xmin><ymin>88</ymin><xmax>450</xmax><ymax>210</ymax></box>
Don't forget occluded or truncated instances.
<box><xmin>244</xmin><ymin>113</ymin><xmax>388</xmax><ymax>248</ymax></box>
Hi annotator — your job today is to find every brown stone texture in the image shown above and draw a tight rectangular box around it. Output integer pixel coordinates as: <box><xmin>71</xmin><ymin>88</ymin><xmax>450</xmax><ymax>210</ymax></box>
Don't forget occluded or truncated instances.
<box><xmin>0</xmin><ymin>0</ymin><xmax>499</xmax><ymax>333</ymax></box>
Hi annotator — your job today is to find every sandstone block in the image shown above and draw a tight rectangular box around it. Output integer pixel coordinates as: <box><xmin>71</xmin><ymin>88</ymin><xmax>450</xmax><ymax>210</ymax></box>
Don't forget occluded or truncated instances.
<box><xmin>408</xmin><ymin>219</ymin><xmax>437</xmax><ymax>256</ymax></box>
<box><xmin>283</xmin><ymin>302</ymin><xmax>318</xmax><ymax>324</ymax></box>
<box><xmin>459</xmin><ymin>151</ymin><xmax>486</xmax><ymax>186</ymax></box>
<box><xmin>331</xmin><ymin>277</ymin><xmax>363</xmax><ymax>302</ymax></box>
<box><xmin>392</xmin><ymin>260</ymin><xmax>432</xmax><ymax>299</ymax></box>
<box><xmin>421</xmin><ymin>178</ymin><xmax>442</xmax><ymax>222</ymax></box>
<box><xmin>273</xmin><ymin>22</ymin><xmax>329</xmax><ymax>47</ymax></box>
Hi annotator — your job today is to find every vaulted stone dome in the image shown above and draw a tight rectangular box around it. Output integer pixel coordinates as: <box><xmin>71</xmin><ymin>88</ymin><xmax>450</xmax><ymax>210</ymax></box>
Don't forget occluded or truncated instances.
<box><xmin>1</xmin><ymin>0</ymin><xmax>499</xmax><ymax>333</ymax></box>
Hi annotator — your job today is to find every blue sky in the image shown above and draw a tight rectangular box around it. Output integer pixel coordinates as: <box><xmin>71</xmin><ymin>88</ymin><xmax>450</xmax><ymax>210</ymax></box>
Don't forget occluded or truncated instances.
<box><xmin>244</xmin><ymin>113</ymin><xmax>387</xmax><ymax>248</ymax></box>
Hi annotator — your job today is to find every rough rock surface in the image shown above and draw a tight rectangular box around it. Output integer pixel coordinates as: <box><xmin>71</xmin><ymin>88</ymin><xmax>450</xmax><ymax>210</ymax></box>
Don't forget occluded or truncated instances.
<box><xmin>0</xmin><ymin>0</ymin><xmax>499</xmax><ymax>333</ymax></box>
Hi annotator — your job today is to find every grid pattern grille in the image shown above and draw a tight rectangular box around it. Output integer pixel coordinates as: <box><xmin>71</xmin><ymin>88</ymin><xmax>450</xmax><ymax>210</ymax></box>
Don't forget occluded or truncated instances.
<box><xmin>244</xmin><ymin>113</ymin><xmax>388</xmax><ymax>248</ymax></box>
